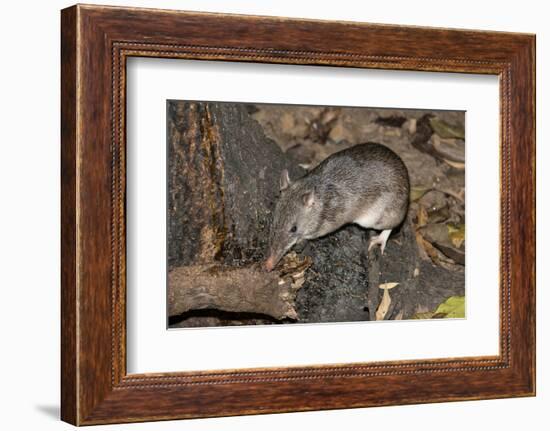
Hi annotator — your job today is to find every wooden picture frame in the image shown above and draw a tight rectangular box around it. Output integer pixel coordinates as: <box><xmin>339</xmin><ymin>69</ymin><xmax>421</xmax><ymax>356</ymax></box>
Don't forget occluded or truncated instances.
<box><xmin>61</xmin><ymin>4</ymin><xmax>535</xmax><ymax>425</ymax></box>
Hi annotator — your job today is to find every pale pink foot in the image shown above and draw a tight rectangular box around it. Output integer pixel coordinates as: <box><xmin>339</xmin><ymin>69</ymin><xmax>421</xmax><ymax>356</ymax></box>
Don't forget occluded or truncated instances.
<box><xmin>368</xmin><ymin>229</ymin><xmax>392</xmax><ymax>255</ymax></box>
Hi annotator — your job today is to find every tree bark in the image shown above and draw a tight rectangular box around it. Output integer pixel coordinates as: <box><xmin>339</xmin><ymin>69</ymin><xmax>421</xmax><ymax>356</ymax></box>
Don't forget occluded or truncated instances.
<box><xmin>168</xmin><ymin>264</ymin><xmax>304</xmax><ymax>320</ymax></box>
<box><xmin>167</xmin><ymin>101</ymin><xmax>303</xmax><ymax>269</ymax></box>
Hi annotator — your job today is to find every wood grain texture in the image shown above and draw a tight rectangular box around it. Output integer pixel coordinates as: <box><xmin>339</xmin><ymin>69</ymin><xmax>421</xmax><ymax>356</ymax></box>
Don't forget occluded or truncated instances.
<box><xmin>60</xmin><ymin>4</ymin><xmax>535</xmax><ymax>425</ymax></box>
<box><xmin>168</xmin><ymin>264</ymin><xmax>303</xmax><ymax>320</ymax></box>
<box><xmin>60</xmin><ymin>6</ymin><xmax>78</xmax><ymax>425</ymax></box>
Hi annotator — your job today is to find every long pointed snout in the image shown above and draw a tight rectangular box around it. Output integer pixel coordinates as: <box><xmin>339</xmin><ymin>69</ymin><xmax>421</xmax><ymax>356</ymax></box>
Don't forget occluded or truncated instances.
<box><xmin>264</xmin><ymin>255</ymin><xmax>277</xmax><ymax>272</ymax></box>
<box><xmin>265</xmin><ymin>249</ymin><xmax>286</xmax><ymax>271</ymax></box>
<box><xmin>265</xmin><ymin>240</ymin><xmax>297</xmax><ymax>272</ymax></box>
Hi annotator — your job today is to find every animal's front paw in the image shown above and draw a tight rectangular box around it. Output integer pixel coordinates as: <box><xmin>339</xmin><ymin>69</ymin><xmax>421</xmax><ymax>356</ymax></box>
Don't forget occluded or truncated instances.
<box><xmin>368</xmin><ymin>229</ymin><xmax>392</xmax><ymax>255</ymax></box>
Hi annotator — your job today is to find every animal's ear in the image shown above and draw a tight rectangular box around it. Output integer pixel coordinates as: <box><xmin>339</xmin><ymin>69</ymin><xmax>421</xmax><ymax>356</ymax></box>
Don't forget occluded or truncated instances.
<box><xmin>302</xmin><ymin>190</ymin><xmax>315</xmax><ymax>208</ymax></box>
<box><xmin>279</xmin><ymin>169</ymin><xmax>291</xmax><ymax>191</ymax></box>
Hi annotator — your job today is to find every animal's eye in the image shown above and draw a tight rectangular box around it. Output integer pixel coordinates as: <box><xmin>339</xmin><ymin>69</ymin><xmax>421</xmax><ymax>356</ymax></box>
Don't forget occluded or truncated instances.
<box><xmin>290</xmin><ymin>225</ymin><xmax>297</xmax><ymax>233</ymax></box>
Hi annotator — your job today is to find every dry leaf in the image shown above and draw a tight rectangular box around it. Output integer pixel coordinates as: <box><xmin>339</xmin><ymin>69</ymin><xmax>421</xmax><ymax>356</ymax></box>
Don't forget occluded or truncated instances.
<box><xmin>431</xmin><ymin>134</ymin><xmax>465</xmax><ymax>163</ymax></box>
<box><xmin>434</xmin><ymin>186</ymin><xmax>465</xmax><ymax>203</ymax></box>
<box><xmin>410</xmin><ymin>186</ymin><xmax>431</xmax><ymax>202</ymax></box>
<box><xmin>417</xmin><ymin>232</ymin><xmax>442</xmax><ymax>265</ymax></box>
<box><xmin>420</xmin><ymin>223</ymin><xmax>465</xmax><ymax>265</ymax></box>
<box><xmin>407</xmin><ymin>118</ymin><xmax>417</xmax><ymax>135</ymax></box>
<box><xmin>447</xmin><ymin>223</ymin><xmax>465</xmax><ymax>249</ymax></box>
<box><xmin>416</xmin><ymin>204</ymin><xmax>429</xmax><ymax>227</ymax></box>
<box><xmin>375</xmin><ymin>283</ymin><xmax>399</xmax><ymax>321</ymax></box>
<box><xmin>428</xmin><ymin>117</ymin><xmax>465</xmax><ymax>140</ymax></box>
<box><xmin>375</xmin><ymin>289</ymin><xmax>391</xmax><ymax>320</ymax></box>
<box><xmin>443</xmin><ymin>158</ymin><xmax>465</xmax><ymax>170</ymax></box>
<box><xmin>415</xmin><ymin>231</ymin><xmax>431</xmax><ymax>261</ymax></box>
<box><xmin>427</xmin><ymin>205</ymin><xmax>450</xmax><ymax>224</ymax></box>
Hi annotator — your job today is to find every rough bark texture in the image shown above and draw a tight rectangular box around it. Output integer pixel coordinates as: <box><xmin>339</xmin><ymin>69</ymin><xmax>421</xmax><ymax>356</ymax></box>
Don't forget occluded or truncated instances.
<box><xmin>167</xmin><ymin>101</ymin><xmax>303</xmax><ymax>269</ymax></box>
<box><xmin>168</xmin><ymin>264</ymin><xmax>302</xmax><ymax>320</ymax></box>
<box><xmin>294</xmin><ymin>226</ymin><xmax>371</xmax><ymax>323</ymax></box>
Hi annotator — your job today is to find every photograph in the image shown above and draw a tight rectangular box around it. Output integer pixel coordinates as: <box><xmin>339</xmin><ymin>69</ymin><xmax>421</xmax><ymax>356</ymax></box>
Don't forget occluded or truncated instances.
<box><xmin>45</xmin><ymin>1</ymin><xmax>536</xmax><ymax>427</ymax></box>
<box><xmin>167</xmin><ymin>100</ymin><xmax>466</xmax><ymax>328</ymax></box>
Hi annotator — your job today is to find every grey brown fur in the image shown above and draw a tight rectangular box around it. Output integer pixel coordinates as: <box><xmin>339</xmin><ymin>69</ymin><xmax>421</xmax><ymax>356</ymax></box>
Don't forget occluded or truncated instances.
<box><xmin>265</xmin><ymin>143</ymin><xmax>410</xmax><ymax>271</ymax></box>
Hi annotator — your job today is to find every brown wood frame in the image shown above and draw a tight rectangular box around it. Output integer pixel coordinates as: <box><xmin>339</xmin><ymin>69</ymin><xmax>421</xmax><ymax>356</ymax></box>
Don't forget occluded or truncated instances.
<box><xmin>61</xmin><ymin>4</ymin><xmax>536</xmax><ymax>426</ymax></box>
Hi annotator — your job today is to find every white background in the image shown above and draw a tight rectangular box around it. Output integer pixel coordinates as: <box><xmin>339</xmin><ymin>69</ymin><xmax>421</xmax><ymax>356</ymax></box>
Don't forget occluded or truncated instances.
<box><xmin>0</xmin><ymin>0</ymin><xmax>547</xmax><ymax>430</ymax></box>
<box><xmin>127</xmin><ymin>59</ymin><xmax>499</xmax><ymax>373</ymax></box>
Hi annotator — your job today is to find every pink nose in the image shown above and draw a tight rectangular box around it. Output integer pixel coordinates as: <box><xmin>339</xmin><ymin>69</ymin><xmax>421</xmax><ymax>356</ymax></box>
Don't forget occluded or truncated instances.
<box><xmin>265</xmin><ymin>257</ymin><xmax>275</xmax><ymax>272</ymax></box>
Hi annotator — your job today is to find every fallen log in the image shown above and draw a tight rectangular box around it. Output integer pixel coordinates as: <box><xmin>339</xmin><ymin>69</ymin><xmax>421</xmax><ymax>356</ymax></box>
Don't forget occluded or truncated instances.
<box><xmin>168</xmin><ymin>264</ymin><xmax>304</xmax><ymax>320</ymax></box>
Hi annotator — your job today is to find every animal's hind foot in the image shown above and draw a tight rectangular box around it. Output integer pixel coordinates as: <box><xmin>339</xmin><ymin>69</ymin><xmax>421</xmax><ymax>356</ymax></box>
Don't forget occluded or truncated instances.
<box><xmin>368</xmin><ymin>229</ymin><xmax>392</xmax><ymax>255</ymax></box>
